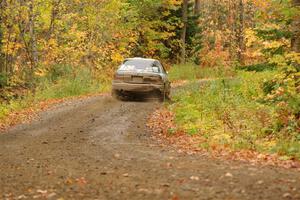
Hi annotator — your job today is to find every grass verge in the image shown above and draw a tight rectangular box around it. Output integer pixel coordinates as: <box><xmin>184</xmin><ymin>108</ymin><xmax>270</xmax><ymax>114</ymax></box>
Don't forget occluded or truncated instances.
<box><xmin>168</xmin><ymin>63</ymin><xmax>235</xmax><ymax>82</ymax></box>
<box><xmin>0</xmin><ymin>66</ymin><xmax>110</xmax><ymax>130</ymax></box>
<box><xmin>163</xmin><ymin>64</ymin><xmax>300</xmax><ymax>160</ymax></box>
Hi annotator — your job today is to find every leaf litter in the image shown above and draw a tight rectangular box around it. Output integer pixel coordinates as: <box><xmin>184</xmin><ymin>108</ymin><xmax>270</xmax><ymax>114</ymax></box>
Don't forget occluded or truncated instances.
<box><xmin>147</xmin><ymin>108</ymin><xmax>300</xmax><ymax>170</ymax></box>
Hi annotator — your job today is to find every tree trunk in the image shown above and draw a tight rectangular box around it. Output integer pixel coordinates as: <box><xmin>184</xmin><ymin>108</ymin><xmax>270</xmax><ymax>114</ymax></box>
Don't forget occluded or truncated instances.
<box><xmin>47</xmin><ymin>0</ymin><xmax>61</xmax><ymax>40</ymax></box>
<box><xmin>194</xmin><ymin>0</ymin><xmax>201</xmax><ymax>15</ymax></box>
<box><xmin>181</xmin><ymin>0</ymin><xmax>188</xmax><ymax>64</ymax></box>
<box><xmin>0</xmin><ymin>25</ymin><xmax>4</xmax><ymax>75</ymax></box>
<box><xmin>237</xmin><ymin>0</ymin><xmax>245</xmax><ymax>65</ymax></box>
<box><xmin>0</xmin><ymin>0</ymin><xmax>5</xmax><ymax>74</ymax></box>
<box><xmin>228</xmin><ymin>0</ymin><xmax>236</xmax><ymax>60</ymax></box>
<box><xmin>291</xmin><ymin>0</ymin><xmax>300</xmax><ymax>53</ymax></box>
<box><xmin>29</xmin><ymin>0</ymin><xmax>38</xmax><ymax>71</ymax></box>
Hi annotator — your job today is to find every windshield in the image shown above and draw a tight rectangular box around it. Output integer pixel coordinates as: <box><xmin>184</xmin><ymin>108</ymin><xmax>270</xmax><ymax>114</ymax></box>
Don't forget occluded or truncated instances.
<box><xmin>119</xmin><ymin>60</ymin><xmax>160</xmax><ymax>73</ymax></box>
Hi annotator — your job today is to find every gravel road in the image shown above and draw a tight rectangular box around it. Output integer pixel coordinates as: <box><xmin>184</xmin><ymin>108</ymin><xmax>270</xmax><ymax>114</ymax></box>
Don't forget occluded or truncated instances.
<box><xmin>1</xmin><ymin>95</ymin><xmax>300</xmax><ymax>200</ymax></box>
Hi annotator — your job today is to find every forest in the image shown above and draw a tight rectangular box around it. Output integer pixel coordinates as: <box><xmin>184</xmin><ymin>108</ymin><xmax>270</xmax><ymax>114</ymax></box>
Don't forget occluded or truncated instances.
<box><xmin>0</xmin><ymin>0</ymin><xmax>300</xmax><ymax>159</ymax></box>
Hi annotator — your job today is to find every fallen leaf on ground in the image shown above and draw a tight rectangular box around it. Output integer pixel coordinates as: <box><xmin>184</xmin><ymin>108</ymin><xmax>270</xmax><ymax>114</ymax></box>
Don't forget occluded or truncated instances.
<box><xmin>190</xmin><ymin>176</ymin><xmax>200</xmax><ymax>181</ymax></box>
<box><xmin>147</xmin><ymin>108</ymin><xmax>300</xmax><ymax>170</ymax></box>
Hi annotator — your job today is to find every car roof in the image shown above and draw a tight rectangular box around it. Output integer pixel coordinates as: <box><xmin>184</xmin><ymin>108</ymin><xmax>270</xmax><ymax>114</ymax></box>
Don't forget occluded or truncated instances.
<box><xmin>124</xmin><ymin>57</ymin><xmax>159</xmax><ymax>63</ymax></box>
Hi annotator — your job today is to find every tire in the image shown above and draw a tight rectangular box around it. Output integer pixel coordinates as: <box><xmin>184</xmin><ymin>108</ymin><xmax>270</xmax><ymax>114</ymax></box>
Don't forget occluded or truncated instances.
<box><xmin>165</xmin><ymin>91</ymin><xmax>171</xmax><ymax>101</ymax></box>
<box><xmin>160</xmin><ymin>90</ymin><xmax>170</xmax><ymax>102</ymax></box>
<box><xmin>160</xmin><ymin>84</ymin><xmax>171</xmax><ymax>102</ymax></box>
<box><xmin>112</xmin><ymin>90</ymin><xmax>123</xmax><ymax>101</ymax></box>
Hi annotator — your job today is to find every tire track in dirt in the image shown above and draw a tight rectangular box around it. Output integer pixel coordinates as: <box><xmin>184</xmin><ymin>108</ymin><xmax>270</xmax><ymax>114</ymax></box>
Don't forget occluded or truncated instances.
<box><xmin>0</xmin><ymin>95</ymin><xmax>300</xmax><ymax>200</ymax></box>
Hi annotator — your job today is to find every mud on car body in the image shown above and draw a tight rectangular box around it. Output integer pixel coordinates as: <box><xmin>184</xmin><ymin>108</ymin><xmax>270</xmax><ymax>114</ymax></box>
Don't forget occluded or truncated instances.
<box><xmin>112</xmin><ymin>58</ymin><xmax>171</xmax><ymax>101</ymax></box>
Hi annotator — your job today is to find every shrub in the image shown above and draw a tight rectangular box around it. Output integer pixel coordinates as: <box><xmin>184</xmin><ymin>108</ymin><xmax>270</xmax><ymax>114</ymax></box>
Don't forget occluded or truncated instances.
<box><xmin>236</xmin><ymin>63</ymin><xmax>277</xmax><ymax>72</ymax></box>
<box><xmin>0</xmin><ymin>65</ymin><xmax>109</xmax><ymax>124</ymax></box>
<box><xmin>168</xmin><ymin>63</ymin><xmax>234</xmax><ymax>81</ymax></box>
<box><xmin>168</xmin><ymin>70</ymin><xmax>300</xmax><ymax>157</ymax></box>
<box><xmin>36</xmin><ymin>67</ymin><xmax>104</xmax><ymax>100</ymax></box>
<box><xmin>46</xmin><ymin>64</ymin><xmax>73</xmax><ymax>82</ymax></box>
<box><xmin>0</xmin><ymin>73</ymin><xmax>8</xmax><ymax>88</ymax></box>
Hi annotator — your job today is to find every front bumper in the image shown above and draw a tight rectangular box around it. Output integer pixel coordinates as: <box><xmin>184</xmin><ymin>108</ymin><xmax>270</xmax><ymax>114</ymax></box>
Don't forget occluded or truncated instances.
<box><xmin>112</xmin><ymin>81</ymin><xmax>164</xmax><ymax>92</ymax></box>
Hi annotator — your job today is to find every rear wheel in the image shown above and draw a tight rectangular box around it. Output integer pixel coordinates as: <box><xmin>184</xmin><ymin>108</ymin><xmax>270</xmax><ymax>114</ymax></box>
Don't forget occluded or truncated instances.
<box><xmin>165</xmin><ymin>91</ymin><xmax>171</xmax><ymax>100</ymax></box>
<box><xmin>112</xmin><ymin>90</ymin><xmax>125</xmax><ymax>101</ymax></box>
<box><xmin>160</xmin><ymin>84</ymin><xmax>171</xmax><ymax>102</ymax></box>
<box><xmin>160</xmin><ymin>89</ymin><xmax>170</xmax><ymax>102</ymax></box>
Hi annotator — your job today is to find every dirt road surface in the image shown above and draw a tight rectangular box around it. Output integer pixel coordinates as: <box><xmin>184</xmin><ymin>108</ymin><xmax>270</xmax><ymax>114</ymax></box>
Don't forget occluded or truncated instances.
<box><xmin>1</xmin><ymin>95</ymin><xmax>300</xmax><ymax>200</ymax></box>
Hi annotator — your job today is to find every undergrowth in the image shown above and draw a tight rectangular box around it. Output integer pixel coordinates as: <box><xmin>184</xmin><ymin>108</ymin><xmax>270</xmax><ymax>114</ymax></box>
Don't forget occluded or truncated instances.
<box><xmin>168</xmin><ymin>63</ymin><xmax>235</xmax><ymax>82</ymax></box>
<box><xmin>0</xmin><ymin>65</ymin><xmax>110</xmax><ymax>123</ymax></box>
<box><xmin>168</xmin><ymin>69</ymin><xmax>300</xmax><ymax>159</ymax></box>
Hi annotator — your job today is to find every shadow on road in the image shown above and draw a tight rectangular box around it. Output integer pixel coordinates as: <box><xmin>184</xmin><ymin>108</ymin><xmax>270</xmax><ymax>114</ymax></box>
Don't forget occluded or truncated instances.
<box><xmin>116</xmin><ymin>91</ymin><xmax>164</xmax><ymax>103</ymax></box>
